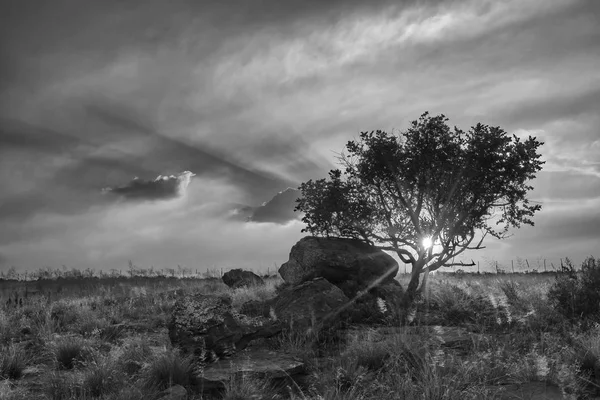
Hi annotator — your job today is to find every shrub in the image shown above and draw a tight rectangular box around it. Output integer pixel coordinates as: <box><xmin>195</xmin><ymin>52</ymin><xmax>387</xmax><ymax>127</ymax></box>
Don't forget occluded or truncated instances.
<box><xmin>548</xmin><ymin>256</ymin><xmax>600</xmax><ymax>323</ymax></box>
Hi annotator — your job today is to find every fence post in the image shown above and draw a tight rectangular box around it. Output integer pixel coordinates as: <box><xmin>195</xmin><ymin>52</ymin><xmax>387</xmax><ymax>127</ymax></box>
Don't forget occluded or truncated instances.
<box><xmin>477</xmin><ymin>261</ymin><xmax>480</xmax><ymax>274</ymax></box>
<box><xmin>544</xmin><ymin>259</ymin><xmax>547</xmax><ymax>272</ymax></box>
<box><xmin>512</xmin><ymin>260</ymin><xmax>514</xmax><ymax>273</ymax></box>
<box><xmin>525</xmin><ymin>259</ymin><xmax>530</xmax><ymax>270</ymax></box>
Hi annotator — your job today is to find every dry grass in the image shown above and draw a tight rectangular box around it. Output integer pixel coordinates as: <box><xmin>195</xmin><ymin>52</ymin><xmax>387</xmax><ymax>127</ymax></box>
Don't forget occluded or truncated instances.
<box><xmin>0</xmin><ymin>271</ymin><xmax>597</xmax><ymax>399</ymax></box>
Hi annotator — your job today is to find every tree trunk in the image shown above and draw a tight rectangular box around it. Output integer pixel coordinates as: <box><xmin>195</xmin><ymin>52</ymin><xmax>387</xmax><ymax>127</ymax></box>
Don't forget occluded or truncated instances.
<box><xmin>402</xmin><ymin>258</ymin><xmax>425</xmax><ymax>310</ymax></box>
<box><xmin>418</xmin><ymin>265</ymin><xmax>430</xmax><ymax>295</ymax></box>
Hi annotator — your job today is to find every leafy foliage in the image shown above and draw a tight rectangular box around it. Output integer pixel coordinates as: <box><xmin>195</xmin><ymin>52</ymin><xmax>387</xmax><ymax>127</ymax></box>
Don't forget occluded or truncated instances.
<box><xmin>548</xmin><ymin>256</ymin><xmax>600</xmax><ymax>323</ymax></box>
<box><xmin>295</xmin><ymin>112</ymin><xmax>544</xmax><ymax>298</ymax></box>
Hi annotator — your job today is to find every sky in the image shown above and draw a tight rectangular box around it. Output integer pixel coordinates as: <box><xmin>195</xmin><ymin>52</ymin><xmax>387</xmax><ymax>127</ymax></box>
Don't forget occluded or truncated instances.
<box><xmin>1</xmin><ymin>0</ymin><xmax>599</xmax><ymax>274</ymax></box>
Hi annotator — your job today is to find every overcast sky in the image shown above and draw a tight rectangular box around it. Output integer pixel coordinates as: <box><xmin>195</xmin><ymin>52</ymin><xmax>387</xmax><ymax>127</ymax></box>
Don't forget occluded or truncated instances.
<box><xmin>1</xmin><ymin>0</ymin><xmax>599</xmax><ymax>274</ymax></box>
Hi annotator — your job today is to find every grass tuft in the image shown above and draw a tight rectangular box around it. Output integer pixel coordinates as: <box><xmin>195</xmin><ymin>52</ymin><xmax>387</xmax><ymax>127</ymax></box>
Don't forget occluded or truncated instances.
<box><xmin>140</xmin><ymin>350</ymin><xmax>197</xmax><ymax>392</ymax></box>
<box><xmin>54</xmin><ymin>337</ymin><xmax>88</xmax><ymax>370</ymax></box>
<box><xmin>0</xmin><ymin>343</ymin><xmax>27</xmax><ymax>380</ymax></box>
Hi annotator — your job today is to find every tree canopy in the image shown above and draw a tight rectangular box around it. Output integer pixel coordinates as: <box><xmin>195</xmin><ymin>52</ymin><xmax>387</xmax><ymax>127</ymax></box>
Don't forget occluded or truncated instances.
<box><xmin>295</xmin><ymin>112</ymin><xmax>544</xmax><ymax>301</ymax></box>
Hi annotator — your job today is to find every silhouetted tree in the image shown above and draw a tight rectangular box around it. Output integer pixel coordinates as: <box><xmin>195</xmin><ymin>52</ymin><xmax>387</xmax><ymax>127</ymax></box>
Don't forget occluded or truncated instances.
<box><xmin>295</xmin><ymin>112</ymin><xmax>544</xmax><ymax>307</ymax></box>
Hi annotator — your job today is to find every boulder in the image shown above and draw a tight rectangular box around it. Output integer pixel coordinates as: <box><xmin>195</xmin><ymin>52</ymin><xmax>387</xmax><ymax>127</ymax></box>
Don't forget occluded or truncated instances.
<box><xmin>222</xmin><ymin>269</ymin><xmax>265</xmax><ymax>289</ymax></box>
<box><xmin>270</xmin><ymin>278</ymin><xmax>350</xmax><ymax>335</ymax></box>
<box><xmin>199</xmin><ymin>348</ymin><xmax>305</xmax><ymax>392</ymax></box>
<box><xmin>279</xmin><ymin>236</ymin><xmax>399</xmax><ymax>298</ymax></box>
<box><xmin>168</xmin><ymin>294</ymin><xmax>281</xmax><ymax>364</ymax></box>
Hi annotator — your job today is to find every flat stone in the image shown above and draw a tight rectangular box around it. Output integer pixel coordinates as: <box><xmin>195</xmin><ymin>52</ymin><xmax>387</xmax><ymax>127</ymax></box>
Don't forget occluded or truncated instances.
<box><xmin>197</xmin><ymin>348</ymin><xmax>305</xmax><ymax>391</ymax></box>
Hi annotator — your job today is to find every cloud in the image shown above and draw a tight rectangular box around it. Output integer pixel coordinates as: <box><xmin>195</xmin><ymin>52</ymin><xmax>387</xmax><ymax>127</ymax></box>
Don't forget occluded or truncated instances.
<box><xmin>249</xmin><ymin>188</ymin><xmax>302</xmax><ymax>224</ymax></box>
<box><xmin>104</xmin><ymin>171</ymin><xmax>196</xmax><ymax>201</ymax></box>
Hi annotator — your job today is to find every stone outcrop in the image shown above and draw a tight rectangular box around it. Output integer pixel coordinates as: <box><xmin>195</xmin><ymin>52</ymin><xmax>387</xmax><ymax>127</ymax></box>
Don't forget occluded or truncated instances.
<box><xmin>167</xmin><ymin>294</ymin><xmax>280</xmax><ymax>365</ymax></box>
<box><xmin>270</xmin><ymin>278</ymin><xmax>350</xmax><ymax>335</ymax></box>
<box><xmin>279</xmin><ymin>236</ymin><xmax>399</xmax><ymax>298</ymax></box>
<box><xmin>239</xmin><ymin>278</ymin><xmax>350</xmax><ymax>336</ymax></box>
<box><xmin>222</xmin><ymin>269</ymin><xmax>265</xmax><ymax>289</ymax></box>
<box><xmin>199</xmin><ymin>349</ymin><xmax>305</xmax><ymax>391</ymax></box>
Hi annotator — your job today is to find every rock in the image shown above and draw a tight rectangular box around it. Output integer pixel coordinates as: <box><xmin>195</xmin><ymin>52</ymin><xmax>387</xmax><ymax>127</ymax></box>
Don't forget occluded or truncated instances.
<box><xmin>346</xmin><ymin>282</ymin><xmax>404</xmax><ymax>324</ymax></box>
<box><xmin>158</xmin><ymin>384</ymin><xmax>187</xmax><ymax>400</ymax></box>
<box><xmin>222</xmin><ymin>269</ymin><xmax>265</xmax><ymax>289</ymax></box>
<box><xmin>168</xmin><ymin>294</ymin><xmax>281</xmax><ymax>365</ymax></box>
<box><xmin>240</xmin><ymin>300</ymin><xmax>272</xmax><ymax>318</ymax></box>
<box><xmin>270</xmin><ymin>278</ymin><xmax>350</xmax><ymax>336</ymax></box>
<box><xmin>199</xmin><ymin>348</ymin><xmax>305</xmax><ymax>392</ymax></box>
<box><xmin>279</xmin><ymin>236</ymin><xmax>399</xmax><ymax>298</ymax></box>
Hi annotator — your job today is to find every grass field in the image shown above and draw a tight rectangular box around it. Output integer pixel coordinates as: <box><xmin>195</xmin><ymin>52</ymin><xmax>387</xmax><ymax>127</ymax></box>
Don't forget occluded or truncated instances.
<box><xmin>0</xmin><ymin>267</ymin><xmax>599</xmax><ymax>399</ymax></box>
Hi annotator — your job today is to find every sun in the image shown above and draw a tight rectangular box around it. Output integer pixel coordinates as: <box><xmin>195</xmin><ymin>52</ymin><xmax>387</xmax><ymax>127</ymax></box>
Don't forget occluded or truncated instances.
<box><xmin>422</xmin><ymin>236</ymin><xmax>433</xmax><ymax>249</ymax></box>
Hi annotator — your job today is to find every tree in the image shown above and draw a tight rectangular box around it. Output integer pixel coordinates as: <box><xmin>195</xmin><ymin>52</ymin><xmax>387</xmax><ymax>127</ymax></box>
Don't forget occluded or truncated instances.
<box><xmin>295</xmin><ymin>112</ymin><xmax>544</xmax><ymax>306</ymax></box>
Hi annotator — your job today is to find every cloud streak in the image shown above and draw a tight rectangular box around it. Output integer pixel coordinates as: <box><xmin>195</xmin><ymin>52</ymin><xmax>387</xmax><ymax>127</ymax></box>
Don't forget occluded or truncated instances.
<box><xmin>104</xmin><ymin>171</ymin><xmax>196</xmax><ymax>201</ymax></box>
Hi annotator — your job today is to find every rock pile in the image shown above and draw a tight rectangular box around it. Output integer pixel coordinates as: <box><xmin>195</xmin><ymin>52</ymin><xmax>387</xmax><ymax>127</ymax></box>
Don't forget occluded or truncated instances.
<box><xmin>167</xmin><ymin>293</ymin><xmax>280</xmax><ymax>366</ymax></box>
<box><xmin>167</xmin><ymin>236</ymin><xmax>405</xmax><ymax>393</ymax></box>
<box><xmin>278</xmin><ymin>236</ymin><xmax>404</xmax><ymax>323</ymax></box>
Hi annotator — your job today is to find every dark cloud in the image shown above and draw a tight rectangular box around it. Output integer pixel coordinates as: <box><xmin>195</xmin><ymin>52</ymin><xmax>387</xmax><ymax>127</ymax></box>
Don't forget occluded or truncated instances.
<box><xmin>249</xmin><ymin>188</ymin><xmax>302</xmax><ymax>224</ymax></box>
<box><xmin>104</xmin><ymin>171</ymin><xmax>195</xmax><ymax>201</ymax></box>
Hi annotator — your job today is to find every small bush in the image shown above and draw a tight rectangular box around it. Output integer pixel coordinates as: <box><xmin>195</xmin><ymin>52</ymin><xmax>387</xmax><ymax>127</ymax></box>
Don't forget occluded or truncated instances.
<box><xmin>548</xmin><ymin>256</ymin><xmax>600</xmax><ymax>323</ymax></box>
